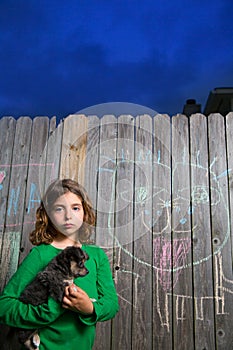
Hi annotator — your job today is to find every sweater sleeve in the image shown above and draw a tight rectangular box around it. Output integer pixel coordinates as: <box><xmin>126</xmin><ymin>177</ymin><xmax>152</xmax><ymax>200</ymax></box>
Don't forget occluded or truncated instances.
<box><xmin>0</xmin><ymin>247</ymin><xmax>64</xmax><ymax>329</ymax></box>
<box><xmin>79</xmin><ymin>248</ymin><xmax>119</xmax><ymax>326</ymax></box>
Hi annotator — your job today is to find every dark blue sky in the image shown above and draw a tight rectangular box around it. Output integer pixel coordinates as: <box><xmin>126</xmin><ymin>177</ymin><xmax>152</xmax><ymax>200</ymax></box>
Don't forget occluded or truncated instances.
<box><xmin>0</xmin><ymin>0</ymin><xmax>232</xmax><ymax>120</ymax></box>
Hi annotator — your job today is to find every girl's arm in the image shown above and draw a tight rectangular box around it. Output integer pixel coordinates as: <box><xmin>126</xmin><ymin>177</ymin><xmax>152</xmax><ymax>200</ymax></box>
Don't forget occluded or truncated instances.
<box><xmin>0</xmin><ymin>247</ymin><xmax>64</xmax><ymax>329</ymax></box>
<box><xmin>78</xmin><ymin>248</ymin><xmax>119</xmax><ymax>326</ymax></box>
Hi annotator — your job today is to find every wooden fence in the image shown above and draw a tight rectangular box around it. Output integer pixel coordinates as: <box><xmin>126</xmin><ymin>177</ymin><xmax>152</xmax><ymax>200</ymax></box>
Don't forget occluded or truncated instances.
<box><xmin>0</xmin><ymin>113</ymin><xmax>233</xmax><ymax>349</ymax></box>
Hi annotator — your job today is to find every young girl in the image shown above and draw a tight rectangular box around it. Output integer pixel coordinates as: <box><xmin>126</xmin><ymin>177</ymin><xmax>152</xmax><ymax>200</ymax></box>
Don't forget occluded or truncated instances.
<box><xmin>0</xmin><ymin>179</ymin><xmax>119</xmax><ymax>350</ymax></box>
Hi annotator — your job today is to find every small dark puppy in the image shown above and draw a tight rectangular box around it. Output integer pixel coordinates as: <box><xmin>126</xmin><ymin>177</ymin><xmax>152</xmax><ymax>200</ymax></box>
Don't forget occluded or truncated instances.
<box><xmin>15</xmin><ymin>246</ymin><xmax>89</xmax><ymax>350</ymax></box>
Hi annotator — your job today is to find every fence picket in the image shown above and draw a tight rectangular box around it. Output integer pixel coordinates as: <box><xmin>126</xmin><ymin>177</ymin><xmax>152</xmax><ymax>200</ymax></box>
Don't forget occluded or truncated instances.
<box><xmin>172</xmin><ymin>114</ymin><xmax>194</xmax><ymax>349</ymax></box>
<box><xmin>0</xmin><ymin>117</ymin><xmax>16</xmax><ymax>255</ymax></box>
<box><xmin>19</xmin><ymin>117</ymin><xmax>50</xmax><ymax>262</ymax></box>
<box><xmin>112</xmin><ymin>115</ymin><xmax>135</xmax><ymax>350</ymax></box>
<box><xmin>60</xmin><ymin>114</ymin><xmax>88</xmax><ymax>184</ymax></box>
<box><xmin>190</xmin><ymin>113</ymin><xmax>216</xmax><ymax>349</ymax></box>
<box><xmin>94</xmin><ymin>115</ymin><xmax>117</xmax><ymax>349</ymax></box>
<box><xmin>153</xmin><ymin>114</ymin><xmax>173</xmax><ymax>349</ymax></box>
<box><xmin>208</xmin><ymin>113</ymin><xmax>233</xmax><ymax>349</ymax></box>
<box><xmin>0</xmin><ymin>117</ymin><xmax>32</xmax><ymax>289</ymax></box>
<box><xmin>132</xmin><ymin>115</ymin><xmax>153</xmax><ymax>349</ymax></box>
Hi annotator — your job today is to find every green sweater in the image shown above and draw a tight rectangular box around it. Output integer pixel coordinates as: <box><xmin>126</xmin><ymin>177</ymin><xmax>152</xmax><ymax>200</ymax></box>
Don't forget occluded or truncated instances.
<box><xmin>0</xmin><ymin>244</ymin><xmax>119</xmax><ymax>350</ymax></box>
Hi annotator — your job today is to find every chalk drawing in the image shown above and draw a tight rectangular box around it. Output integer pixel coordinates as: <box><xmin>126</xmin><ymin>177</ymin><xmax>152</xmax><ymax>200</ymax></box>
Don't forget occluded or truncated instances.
<box><xmin>95</xmin><ymin>142</ymin><xmax>233</xmax><ymax>332</ymax></box>
<box><xmin>5</xmin><ymin>181</ymin><xmax>43</xmax><ymax>216</ymax></box>
<box><xmin>0</xmin><ymin>163</ymin><xmax>55</xmax><ymax>228</ymax></box>
<box><xmin>0</xmin><ymin>171</ymin><xmax>6</xmax><ymax>190</ymax></box>
<box><xmin>98</xmin><ymin>151</ymin><xmax>230</xmax><ymax>265</ymax></box>
<box><xmin>7</xmin><ymin>186</ymin><xmax>20</xmax><ymax>216</ymax></box>
<box><xmin>27</xmin><ymin>182</ymin><xmax>41</xmax><ymax>212</ymax></box>
<box><xmin>155</xmin><ymin>252</ymin><xmax>233</xmax><ymax>331</ymax></box>
<box><xmin>153</xmin><ymin>237</ymin><xmax>191</xmax><ymax>291</ymax></box>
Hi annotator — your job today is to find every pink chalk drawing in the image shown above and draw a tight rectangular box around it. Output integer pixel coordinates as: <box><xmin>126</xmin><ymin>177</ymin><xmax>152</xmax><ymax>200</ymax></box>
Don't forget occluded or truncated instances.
<box><xmin>153</xmin><ymin>237</ymin><xmax>192</xmax><ymax>291</ymax></box>
<box><xmin>0</xmin><ymin>170</ymin><xmax>6</xmax><ymax>189</ymax></box>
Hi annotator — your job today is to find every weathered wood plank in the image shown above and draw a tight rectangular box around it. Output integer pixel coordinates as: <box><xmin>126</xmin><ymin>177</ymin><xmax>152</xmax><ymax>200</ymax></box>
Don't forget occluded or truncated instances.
<box><xmin>0</xmin><ymin>117</ymin><xmax>16</xmax><ymax>256</ymax></box>
<box><xmin>190</xmin><ymin>113</ymin><xmax>216</xmax><ymax>349</ymax></box>
<box><xmin>0</xmin><ymin>230</ymin><xmax>21</xmax><ymax>350</ymax></box>
<box><xmin>95</xmin><ymin>115</ymin><xmax>117</xmax><ymax>249</ymax></box>
<box><xmin>1</xmin><ymin>231</ymin><xmax>21</xmax><ymax>282</ymax></box>
<box><xmin>19</xmin><ymin>117</ymin><xmax>50</xmax><ymax>262</ymax></box>
<box><xmin>112</xmin><ymin>115</ymin><xmax>135</xmax><ymax>350</ymax></box>
<box><xmin>0</xmin><ymin>117</ymin><xmax>32</xmax><ymax>350</ymax></box>
<box><xmin>60</xmin><ymin>114</ymin><xmax>88</xmax><ymax>185</ymax></box>
<box><xmin>93</xmin><ymin>115</ymin><xmax>117</xmax><ymax>350</ymax></box>
<box><xmin>208</xmin><ymin>113</ymin><xmax>233</xmax><ymax>349</ymax></box>
<box><xmin>225</xmin><ymin>111</ymin><xmax>233</xmax><ymax>349</ymax></box>
<box><xmin>171</xmin><ymin>114</ymin><xmax>194</xmax><ymax>349</ymax></box>
<box><xmin>226</xmin><ymin>111</ymin><xmax>233</xmax><ymax>265</ymax></box>
<box><xmin>132</xmin><ymin>114</ymin><xmax>153</xmax><ymax>350</ymax></box>
<box><xmin>41</xmin><ymin>116</ymin><xmax>63</xmax><ymax>193</ymax></box>
<box><xmin>83</xmin><ymin>115</ymin><xmax>100</xmax><ymax>224</ymax></box>
<box><xmin>153</xmin><ymin>114</ymin><xmax>173</xmax><ymax>349</ymax></box>
<box><xmin>0</xmin><ymin>116</ymin><xmax>32</xmax><ymax>290</ymax></box>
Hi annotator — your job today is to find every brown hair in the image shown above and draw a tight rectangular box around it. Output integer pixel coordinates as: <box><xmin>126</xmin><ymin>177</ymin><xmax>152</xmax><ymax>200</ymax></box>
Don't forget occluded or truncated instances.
<box><xmin>30</xmin><ymin>179</ymin><xmax>96</xmax><ymax>245</ymax></box>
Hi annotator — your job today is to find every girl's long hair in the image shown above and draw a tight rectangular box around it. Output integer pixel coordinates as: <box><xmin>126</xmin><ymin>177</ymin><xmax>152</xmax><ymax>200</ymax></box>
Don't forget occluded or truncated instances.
<box><xmin>30</xmin><ymin>179</ymin><xmax>96</xmax><ymax>245</ymax></box>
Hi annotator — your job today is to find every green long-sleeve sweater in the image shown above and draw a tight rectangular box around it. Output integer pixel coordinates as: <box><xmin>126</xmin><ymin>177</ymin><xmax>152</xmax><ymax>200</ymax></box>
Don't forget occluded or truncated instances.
<box><xmin>0</xmin><ymin>244</ymin><xmax>119</xmax><ymax>350</ymax></box>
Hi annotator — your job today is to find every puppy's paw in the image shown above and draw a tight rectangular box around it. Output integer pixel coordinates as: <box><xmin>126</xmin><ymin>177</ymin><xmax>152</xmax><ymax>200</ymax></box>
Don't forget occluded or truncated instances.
<box><xmin>32</xmin><ymin>333</ymin><xmax>40</xmax><ymax>349</ymax></box>
<box><xmin>24</xmin><ymin>332</ymin><xmax>40</xmax><ymax>350</ymax></box>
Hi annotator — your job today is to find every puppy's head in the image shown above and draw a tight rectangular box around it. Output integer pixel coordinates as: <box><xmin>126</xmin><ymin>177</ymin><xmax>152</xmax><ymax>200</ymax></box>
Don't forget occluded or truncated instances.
<box><xmin>62</xmin><ymin>246</ymin><xmax>89</xmax><ymax>278</ymax></box>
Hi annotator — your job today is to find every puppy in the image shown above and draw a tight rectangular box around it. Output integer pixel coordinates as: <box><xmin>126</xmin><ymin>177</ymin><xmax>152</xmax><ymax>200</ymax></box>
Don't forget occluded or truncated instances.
<box><xmin>15</xmin><ymin>246</ymin><xmax>89</xmax><ymax>350</ymax></box>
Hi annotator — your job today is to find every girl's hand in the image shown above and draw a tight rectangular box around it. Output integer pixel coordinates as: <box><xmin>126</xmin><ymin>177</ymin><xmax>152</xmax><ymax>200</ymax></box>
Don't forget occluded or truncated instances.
<box><xmin>62</xmin><ymin>284</ymin><xmax>94</xmax><ymax>315</ymax></box>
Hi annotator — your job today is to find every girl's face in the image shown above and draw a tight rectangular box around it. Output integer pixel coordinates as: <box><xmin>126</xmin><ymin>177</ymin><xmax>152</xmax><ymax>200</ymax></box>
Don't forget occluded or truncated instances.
<box><xmin>50</xmin><ymin>191</ymin><xmax>84</xmax><ymax>240</ymax></box>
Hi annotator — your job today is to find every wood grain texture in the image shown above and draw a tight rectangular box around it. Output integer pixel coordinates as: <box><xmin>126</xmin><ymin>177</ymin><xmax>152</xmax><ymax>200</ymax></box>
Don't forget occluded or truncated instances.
<box><xmin>42</xmin><ymin>116</ymin><xmax>63</xmax><ymax>192</ymax></box>
<box><xmin>132</xmin><ymin>114</ymin><xmax>153</xmax><ymax>350</ymax></box>
<box><xmin>0</xmin><ymin>117</ymin><xmax>32</xmax><ymax>288</ymax></box>
<box><xmin>112</xmin><ymin>115</ymin><xmax>135</xmax><ymax>350</ymax></box>
<box><xmin>60</xmin><ymin>114</ymin><xmax>88</xmax><ymax>184</ymax></box>
<box><xmin>0</xmin><ymin>117</ymin><xmax>16</xmax><ymax>253</ymax></box>
<box><xmin>83</xmin><ymin>115</ymin><xmax>100</xmax><ymax>215</ymax></box>
<box><xmin>190</xmin><ymin>113</ymin><xmax>216</xmax><ymax>349</ymax></box>
<box><xmin>226</xmin><ymin>112</ymin><xmax>233</xmax><ymax>267</ymax></box>
<box><xmin>208</xmin><ymin>113</ymin><xmax>233</xmax><ymax>349</ymax></box>
<box><xmin>153</xmin><ymin>114</ymin><xmax>173</xmax><ymax>349</ymax></box>
<box><xmin>93</xmin><ymin>115</ymin><xmax>117</xmax><ymax>350</ymax></box>
<box><xmin>172</xmin><ymin>114</ymin><xmax>194</xmax><ymax>350</ymax></box>
<box><xmin>20</xmin><ymin>117</ymin><xmax>50</xmax><ymax>262</ymax></box>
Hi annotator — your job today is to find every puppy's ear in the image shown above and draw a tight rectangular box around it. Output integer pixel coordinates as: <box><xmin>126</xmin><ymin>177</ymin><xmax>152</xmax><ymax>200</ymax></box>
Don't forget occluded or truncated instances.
<box><xmin>76</xmin><ymin>247</ymin><xmax>89</xmax><ymax>261</ymax></box>
<box><xmin>38</xmin><ymin>272</ymin><xmax>49</xmax><ymax>287</ymax></box>
<box><xmin>83</xmin><ymin>251</ymin><xmax>89</xmax><ymax>261</ymax></box>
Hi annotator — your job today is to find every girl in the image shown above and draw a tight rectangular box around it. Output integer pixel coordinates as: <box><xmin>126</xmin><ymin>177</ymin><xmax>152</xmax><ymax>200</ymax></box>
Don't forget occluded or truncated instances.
<box><xmin>0</xmin><ymin>179</ymin><xmax>119</xmax><ymax>350</ymax></box>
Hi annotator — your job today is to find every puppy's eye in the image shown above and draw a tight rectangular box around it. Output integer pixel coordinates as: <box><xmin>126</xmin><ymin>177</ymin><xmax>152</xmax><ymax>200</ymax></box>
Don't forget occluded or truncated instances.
<box><xmin>78</xmin><ymin>261</ymin><xmax>84</xmax><ymax>268</ymax></box>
